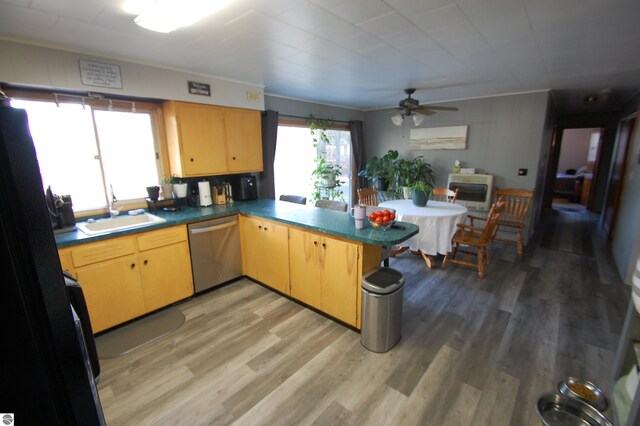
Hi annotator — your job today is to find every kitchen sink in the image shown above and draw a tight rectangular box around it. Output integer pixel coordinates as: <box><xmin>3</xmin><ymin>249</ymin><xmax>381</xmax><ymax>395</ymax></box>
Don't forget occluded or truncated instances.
<box><xmin>77</xmin><ymin>213</ymin><xmax>166</xmax><ymax>236</ymax></box>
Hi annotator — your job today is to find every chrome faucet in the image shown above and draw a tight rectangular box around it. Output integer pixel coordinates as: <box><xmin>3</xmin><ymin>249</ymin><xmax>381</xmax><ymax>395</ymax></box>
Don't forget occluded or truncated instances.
<box><xmin>109</xmin><ymin>184</ymin><xmax>120</xmax><ymax>217</ymax></box>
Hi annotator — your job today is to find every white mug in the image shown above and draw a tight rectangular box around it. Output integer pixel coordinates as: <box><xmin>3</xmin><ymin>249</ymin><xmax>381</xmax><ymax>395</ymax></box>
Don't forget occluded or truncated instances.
<box><xmin>351</xmin><ymin>204</ymin><xmax>366</xmax><ymax>220</ymax></box>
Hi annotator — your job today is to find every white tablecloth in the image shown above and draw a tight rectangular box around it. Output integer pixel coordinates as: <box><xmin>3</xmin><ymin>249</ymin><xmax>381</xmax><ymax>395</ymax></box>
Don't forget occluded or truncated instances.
<box><xmin>379</xmin><ymin>199</ymin><xmax>468</xmax><ymax>255</ymax></box>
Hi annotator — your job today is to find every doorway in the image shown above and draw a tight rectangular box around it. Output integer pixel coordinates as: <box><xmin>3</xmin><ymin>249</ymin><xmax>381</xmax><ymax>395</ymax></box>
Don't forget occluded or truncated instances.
<box><xmin>551</xmin><ymin>127</ymin><xmax>604</xmax><ymax>211</ymax></box>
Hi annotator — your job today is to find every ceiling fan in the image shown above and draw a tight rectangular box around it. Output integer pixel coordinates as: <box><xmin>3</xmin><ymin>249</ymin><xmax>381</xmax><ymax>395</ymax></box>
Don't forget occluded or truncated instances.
<box><xmin>391</xmin><ymin>88</ymin><xmax>458</xmax><ymax>126</ymax></box>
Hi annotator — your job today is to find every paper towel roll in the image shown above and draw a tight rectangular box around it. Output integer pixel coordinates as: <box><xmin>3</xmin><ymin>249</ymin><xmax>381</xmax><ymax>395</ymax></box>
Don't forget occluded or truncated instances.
<box><xmin>198</xmin><ymin>181</ymin><xmax>212</xmax><ymax>207</ymax></box>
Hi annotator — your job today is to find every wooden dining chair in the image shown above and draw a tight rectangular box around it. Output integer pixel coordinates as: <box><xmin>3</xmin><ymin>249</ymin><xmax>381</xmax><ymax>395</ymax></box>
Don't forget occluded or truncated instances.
<box><xmin>279</xmin><ymin>194</ymin><xmax>307</xmax><ymax>205</ymax></box>
<box><xmin>493</xmin><ymin>188</ymin><xmax>534</xmax><ymax>256</ymax></box>
<box><xmin>431</xmin><ymin>187</ymin><xmax>458</xmax><ymax>203</ymax></box>
<box><xmin>442</xmin><ymin>200</ymin><xmax>504</xmax><ymax>278</ymax></box>
<box><xmin>358</xmin><ymin>187</ymin><xmax>378</xmax><ymax>206</ymax></box>
<box><xmin>315</xmin><ymin>199</ymin><xmax>348</xmax><ymax>212</ymax></box>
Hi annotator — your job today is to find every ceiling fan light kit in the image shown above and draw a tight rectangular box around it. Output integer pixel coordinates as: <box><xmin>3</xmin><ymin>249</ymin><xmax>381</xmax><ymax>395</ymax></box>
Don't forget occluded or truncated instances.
<box><xmin>391</xmin><ymin>88</ymin><xmax>458</xmax><ymax>126</ymax></box>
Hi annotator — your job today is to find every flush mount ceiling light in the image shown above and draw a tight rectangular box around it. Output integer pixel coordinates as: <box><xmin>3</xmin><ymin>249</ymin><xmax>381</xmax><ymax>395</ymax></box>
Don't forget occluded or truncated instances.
<box><xmin>133</xmin><ymin>0</ymin><xmax>234</xmax><ymax>33</ymax></box>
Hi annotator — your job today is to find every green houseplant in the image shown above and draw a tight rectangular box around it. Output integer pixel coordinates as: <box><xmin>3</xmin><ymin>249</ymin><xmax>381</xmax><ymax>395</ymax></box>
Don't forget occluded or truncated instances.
<box><xmin>407</xmin><ymin>157</ymin><xmax>435</xmax><ymax>206</ymax></box>
<box><xmin>358</xmin><ymin>149</ymin><xmax>399</xmax><ymax>191</ymax></box>
<box><xmin>410</xmin><ymin>180</ymin><xmax>432</xmax><ymax>207</ymax></box>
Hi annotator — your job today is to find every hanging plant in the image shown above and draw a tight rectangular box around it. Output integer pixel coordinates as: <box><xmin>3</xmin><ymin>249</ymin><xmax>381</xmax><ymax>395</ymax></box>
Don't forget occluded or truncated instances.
<box><xmin>307</xmin><ymin>115</ymin><xmax>343</xmax><ymax>201</ymax></box>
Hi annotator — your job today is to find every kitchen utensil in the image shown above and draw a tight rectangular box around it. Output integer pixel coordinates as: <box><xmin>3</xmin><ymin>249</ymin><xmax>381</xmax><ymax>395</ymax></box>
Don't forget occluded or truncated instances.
<box><xmin>146</xmin><ymin>186</ymin><xmax>160</xmax><ymax>201</ymax></box>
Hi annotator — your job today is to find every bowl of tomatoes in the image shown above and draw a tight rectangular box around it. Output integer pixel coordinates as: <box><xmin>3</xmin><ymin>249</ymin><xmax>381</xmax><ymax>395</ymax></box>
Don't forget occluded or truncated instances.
<box><xmin>368</xmin><ymin>208</ymin><xmax>396</xmax><ymax>230</ymax></box>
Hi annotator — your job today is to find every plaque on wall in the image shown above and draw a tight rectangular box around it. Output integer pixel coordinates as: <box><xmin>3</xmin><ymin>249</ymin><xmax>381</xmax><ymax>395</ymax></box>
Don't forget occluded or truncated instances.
<box><xmin>79</xmin><ymin>60</ymin><xmax>123</xmax><ymax>89</ymax></box>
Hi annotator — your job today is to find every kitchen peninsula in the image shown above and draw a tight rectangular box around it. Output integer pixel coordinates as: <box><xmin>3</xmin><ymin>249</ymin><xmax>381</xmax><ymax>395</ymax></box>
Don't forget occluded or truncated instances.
<box><xmin>56</xmin><ymin>199</ymin><xmax>418</xmax><ymax>331</ymax></box>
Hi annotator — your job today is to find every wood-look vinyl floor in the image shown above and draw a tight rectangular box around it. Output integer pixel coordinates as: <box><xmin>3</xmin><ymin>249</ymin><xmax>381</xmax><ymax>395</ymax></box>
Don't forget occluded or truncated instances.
<box><xmin>97</xmin><ymin>206</ymin><xmax>630</xmax><ymax>425</ymax></box>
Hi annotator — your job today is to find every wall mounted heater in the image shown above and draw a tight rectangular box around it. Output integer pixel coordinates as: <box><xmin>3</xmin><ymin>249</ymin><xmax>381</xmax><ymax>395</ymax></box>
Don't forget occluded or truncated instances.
<box><xmin>447</xmin><ymin>173</ymin><xmax>494</xmax><ymax>212</ymax></box>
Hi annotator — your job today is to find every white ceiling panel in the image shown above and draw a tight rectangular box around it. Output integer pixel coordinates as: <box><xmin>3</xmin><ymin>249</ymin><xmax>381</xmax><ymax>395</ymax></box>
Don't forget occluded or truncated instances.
<box><xmin>0</xmin><ymin>0</ymin><xmax>638</xmax><ymax>111</ymax></box>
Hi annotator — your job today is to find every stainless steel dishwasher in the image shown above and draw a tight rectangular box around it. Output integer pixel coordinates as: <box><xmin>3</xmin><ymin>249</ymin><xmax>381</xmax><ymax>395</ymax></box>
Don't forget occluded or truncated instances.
<box><xmin>188</xmin><ymin>215</ymin><xmax>242</xmax><ymax>293</ymax></box>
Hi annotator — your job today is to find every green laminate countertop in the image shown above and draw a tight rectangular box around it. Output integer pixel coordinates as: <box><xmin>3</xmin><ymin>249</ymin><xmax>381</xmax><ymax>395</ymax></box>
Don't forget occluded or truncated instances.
<box><xmin>55</xmin><ymin>199</ymin><xmax>419</xmax><ymax>248</ymax></box>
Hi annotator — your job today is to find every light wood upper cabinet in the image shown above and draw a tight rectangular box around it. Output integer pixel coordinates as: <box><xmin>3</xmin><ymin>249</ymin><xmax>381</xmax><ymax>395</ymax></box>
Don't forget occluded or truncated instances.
<box><xmin>224</xmin><ymin>108</ymin><xmax>263</xmax><ymax>173</ymax></box>
<box><xmin>164</xmin><ymin>101</ymin><xmax>263</xmax><ymax>177</ymax></box>
<box><xmin>239</xmin><ymin>215</ymin><xmax>289</xmax><ymax>295</ymax></box>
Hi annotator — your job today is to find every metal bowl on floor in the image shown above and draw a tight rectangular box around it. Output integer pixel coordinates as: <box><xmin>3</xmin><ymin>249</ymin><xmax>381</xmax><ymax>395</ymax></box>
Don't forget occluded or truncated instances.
<box><xmin>558</xmin><ymin>377</ymin><xmax>608</xmax><ymax>412</ymax></box>
<box><xmin>536</xmin><ymin>393</ymin><xmax>612</xmax><ymax>426</ymax></box>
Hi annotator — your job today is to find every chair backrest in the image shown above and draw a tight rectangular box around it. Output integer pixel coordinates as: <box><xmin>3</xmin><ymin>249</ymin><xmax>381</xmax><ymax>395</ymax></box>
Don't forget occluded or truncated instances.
<box><xmin>279</xmin><ymin>194</ymin><xmax>307</xmax><ymax>205</ymax></box>
<box><xmin>431</xmin><ymin>187</ymin><xmax>458</xmax><ymax>203</ymax></box>
<box><xmin>315</xmin><ymin>200</ymin><xmax>348</xmax><ymax>212</ymax></box>
<box><xmin>495</xmin><ymin>188</ymin><xmax>534</xmax><ymax>224</ymax></box>
<box><xmin>358</xmin><ymin>188</ymin><xmax>378</xmax><ymax>206</ymax></box>
<box><xmin>483</xmin><ymin>200</ymin><xmax>505</xmax><ymax>239</ymax></box>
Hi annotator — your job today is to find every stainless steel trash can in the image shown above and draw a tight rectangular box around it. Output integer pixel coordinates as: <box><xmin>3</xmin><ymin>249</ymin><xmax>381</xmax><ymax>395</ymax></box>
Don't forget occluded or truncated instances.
<box><xmin>361</xmin><ymin>267</ymin><xmax>405</xmax><ymax>353</ymax></box>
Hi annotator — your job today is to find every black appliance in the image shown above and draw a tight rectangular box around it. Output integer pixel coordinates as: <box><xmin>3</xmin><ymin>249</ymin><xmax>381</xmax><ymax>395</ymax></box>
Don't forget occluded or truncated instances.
<box><xmin>0</xmin><ymin>106</ymin><xmax>105</xmax><ymax>425</ymax></box>
<box><xmin>46</xmin><ymin>186</ymin><xmax>76</xmax><ymax>231</ymax></box>
<box><xmin>231</xmin><ymin>175</ymin><xmax>257</xmax><ymax>201</ymax></box>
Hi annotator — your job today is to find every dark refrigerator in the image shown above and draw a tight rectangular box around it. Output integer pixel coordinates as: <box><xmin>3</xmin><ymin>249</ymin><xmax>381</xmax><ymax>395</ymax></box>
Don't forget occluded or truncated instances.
<box><xmin>0</xmin><ymin>105</ymin><xmax>105</xmax><ymax>425</ymax></box>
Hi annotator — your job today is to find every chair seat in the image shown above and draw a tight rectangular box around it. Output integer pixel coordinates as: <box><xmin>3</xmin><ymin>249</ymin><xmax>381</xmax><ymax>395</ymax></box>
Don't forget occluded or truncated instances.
<box><xmin>451</xmin><ymin>229</ymin><xmax>491</xmax><ymax>247</ymax></box>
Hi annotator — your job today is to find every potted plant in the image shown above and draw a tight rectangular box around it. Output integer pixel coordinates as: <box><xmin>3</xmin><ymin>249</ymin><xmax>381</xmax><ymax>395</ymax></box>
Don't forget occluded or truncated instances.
<box><xmin>393</xmin><ymin>158</ymin><xmax>415</xmax><ymax>199</ymax></box>
<box><xmin>311</xmin><ymin>158</ymin><xmax>343</xmax><ymax>201</ymax></box>
<box><xmin>410</xmin><ymin>180</ymin><xmax>433</xmax><ymax>207</ymax></box>
<box><xmin>358</xmin><ymin>149</ymin><xmax>399</xmax><ymax>191</ymax></box>
<box><xmin>160</xmin><ymin>175</ymin><xmax>174</xmax><ymax>200</ymax></box>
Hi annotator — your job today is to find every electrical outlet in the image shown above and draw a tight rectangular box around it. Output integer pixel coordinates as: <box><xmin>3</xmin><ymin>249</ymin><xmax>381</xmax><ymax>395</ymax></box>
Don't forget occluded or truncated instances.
<box><xmin>518</xmin><ymin>168</ymin><xmax>528</xmax><ymax>176</ymax></box>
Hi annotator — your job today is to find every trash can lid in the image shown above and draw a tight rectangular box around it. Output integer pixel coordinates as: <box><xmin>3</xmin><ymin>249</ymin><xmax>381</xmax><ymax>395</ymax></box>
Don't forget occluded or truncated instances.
<box><xmin>362</xmin><ymin>267</ymin><xmax>405</xmax><ymax>294</ymax></box>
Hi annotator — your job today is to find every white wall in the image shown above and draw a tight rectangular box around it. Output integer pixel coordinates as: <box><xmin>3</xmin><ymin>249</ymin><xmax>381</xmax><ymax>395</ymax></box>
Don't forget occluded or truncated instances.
<box><xmin>265</xmin><ymin>95</ymin><xmax>364</xmax><ymax>122</ymax></box>
<box><xmin>0</xmin><ymin>40</ymin><xmax>264</xmax><ymax>110</ymax></box>
<box><xmin>558</xmin><ymin>128</ymin><xmax>599</xmax><ymax>173</ymax></box>
<box><xmin>363</xmin><ymin>92</ymin><xmax>549</xmax><ymax>190</ymax></box>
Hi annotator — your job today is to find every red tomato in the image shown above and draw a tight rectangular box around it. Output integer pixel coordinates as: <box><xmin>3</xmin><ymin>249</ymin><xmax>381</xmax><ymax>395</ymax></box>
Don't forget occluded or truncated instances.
<box><xmin>390</xmin><ymin>213</ymin><xmax>396</xmax><ymax>220</ymax></box>
<box><xmin>382</xmin><ymin>215</ymin><xmax>390</xmax><ymax>223</ymax></box>
<box><xmin>382</xmin><ymin>209</ymin><xmax>390</xmax><ymax>216</ymax></box>
<box><xmin>375</xmin><ymin>216</ymin><xmax>383</xmax><ymax>223</ymax></box>
<box><xmin>368</xmin><ymin>213</ymin><xmax>377</xmax><ymax>221</ymax></box>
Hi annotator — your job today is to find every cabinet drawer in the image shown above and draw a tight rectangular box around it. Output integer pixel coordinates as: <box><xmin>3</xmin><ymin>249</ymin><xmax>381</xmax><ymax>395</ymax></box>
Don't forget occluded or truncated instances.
<box><xmin>71</xmin><ymin>236</ymin><xmax>136</xmax><ymax>267</ymax></box>
<box><xmin>137</xmin><ymin>225</ymin><xmax>187</xmax><ymax>251</ymax></box>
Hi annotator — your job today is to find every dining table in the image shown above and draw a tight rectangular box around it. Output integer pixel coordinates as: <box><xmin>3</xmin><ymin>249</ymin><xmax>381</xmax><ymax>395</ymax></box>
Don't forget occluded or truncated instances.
<box><xmin>379</xmin><ymin>199</ymin><xmax>468</xmax><ymax>268</ymax></box>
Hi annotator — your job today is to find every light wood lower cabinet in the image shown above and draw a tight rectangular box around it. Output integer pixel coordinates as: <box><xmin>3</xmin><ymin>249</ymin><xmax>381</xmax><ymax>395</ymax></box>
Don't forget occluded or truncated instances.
<box><xmin>75</xmin><ymin>253</ymin><xmax>147</xmax><ymax>332</ymax></box>
<box><xmin>239</xmin><ymin>215</ymin><xmax>289</xmax><ymax>295</ymax></box>
<box><xmin>289</xmin><ymin>228</ymin><xmax>359</xmax><ymax>327</ymax></box>
<box><xmin>58</xmin><ymin>225</ymin><xmax>194</xmax><ymax>333</ymax></box>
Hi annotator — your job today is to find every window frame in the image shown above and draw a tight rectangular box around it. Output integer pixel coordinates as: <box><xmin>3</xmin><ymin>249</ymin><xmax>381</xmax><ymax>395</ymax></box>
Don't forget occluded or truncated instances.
<box><xmin>4</xmin><ymin>88</ymin><xmax>171</xmax><ymax>217</ymax></box>
<box><xmin>276</xmin><ymin>118</ymin><xmax>356</xmax><ymax>206</ymax></box>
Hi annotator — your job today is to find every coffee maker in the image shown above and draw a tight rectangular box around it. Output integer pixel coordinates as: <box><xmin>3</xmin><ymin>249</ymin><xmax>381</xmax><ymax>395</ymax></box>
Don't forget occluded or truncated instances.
<box><xmin>45</xmin><ymin>186</ymin><xmax>76</xmax><ymax>233</ymax></box>
<box><xmin>231</xmin><ymin>175</ymin><xmax>257</xmax><ymax>201</ymax></box>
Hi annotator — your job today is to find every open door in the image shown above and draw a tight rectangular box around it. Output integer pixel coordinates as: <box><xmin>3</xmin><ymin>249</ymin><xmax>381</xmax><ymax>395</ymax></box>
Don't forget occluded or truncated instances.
<box><xmin>602</xmin><ymin>116</ymin><xmax>636</xmax><ymax>237</ymax></box>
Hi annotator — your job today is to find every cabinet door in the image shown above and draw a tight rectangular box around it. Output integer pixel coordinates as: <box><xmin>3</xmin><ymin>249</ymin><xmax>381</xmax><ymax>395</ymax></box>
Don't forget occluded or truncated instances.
<box><xmin>320</xmin><ymin>236</ymin><xmax>359</xmax><ymax>326</ymax></box>
<box><xmin>58</xmin><ymin>248</ymin><xmax>75</xmax><ymax>278</ymax></box>
<box><xmin>289</xmin><ymin>228</ymin><xmax>321</xmax><ymax>308</ymax></box>
<box><xmin>240</xmin><ymin>215</ymin><xmax>262</xmax><ymax>280</ymax></box>
<box><xmin>139</xmin><ymin>241</ymin><xmax>194</xmax><ymax>312</ymax></box>
<box><xmin>224</xmin><ymin>108</ymin><xmax>263</xmax><ymax>173</ymax></box>
<box><xmin>259</xmin><ymin>220</ymin><xmax>290</xmax><ymax>294</ymax></box>
<box><xmin>175</xmin><ymin>102</ymin><xmax>228</xmax><ymax>176</ymax></box>
<box><xmin>75</xmin><ymin>254</ymin><xmax>146</xmax><ymax>333</ymax></box>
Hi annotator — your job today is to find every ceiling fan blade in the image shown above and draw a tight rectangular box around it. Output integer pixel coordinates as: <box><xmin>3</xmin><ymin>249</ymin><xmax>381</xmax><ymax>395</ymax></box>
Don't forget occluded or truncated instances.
<box><xmin>415</xmin><ymin>108</ymin><xmax>436</xmax><ymax>116</ymax></box>
<box><xmin>421</xmin><ymin>105</ymin><xmax>458</xmax><ymax>112</ymax></box>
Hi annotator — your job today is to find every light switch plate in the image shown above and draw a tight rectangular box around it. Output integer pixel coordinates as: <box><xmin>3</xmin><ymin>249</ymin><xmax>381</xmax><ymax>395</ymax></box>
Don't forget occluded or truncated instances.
<box><xmin>518</xmin><ymin>168</ymin><xmax>528</xmax><ymax>176</ymax></box>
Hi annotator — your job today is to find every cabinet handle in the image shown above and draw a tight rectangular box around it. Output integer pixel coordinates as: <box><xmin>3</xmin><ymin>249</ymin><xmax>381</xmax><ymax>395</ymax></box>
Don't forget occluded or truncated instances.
<box><xmin>322</xmin><ymin>243</ymin><xmax>326</xmax><ymax>248</ymax></box>
<box><xmin>190</xmin><ymin>158</ymin><xmax>194</xmax><ymax>162</ymax></box>
<box><xmin>264</xmin><ymin>227</ymin><xmax>268</xmax><ymax>231</ymax></box>
<box><xmin>144</xmin><ymin>260</ymin><xmax>148</xmax><ymax>265</ymax></box>
<box><xmin>131</xmin><ymin>263</ymin><xmax>136</xmax><ymax>269</ymax></box>
<box><xmin>314</xmin><ymin>241</ymin><xmax>317</xmax><ymax>245</ymax></box>
<box><xmin>258</xmin><ymin>225</ymin><xmax>262</xmax><ymax>229</ymax></box>
<box><xmin>232</xmin><ymin>156</ymin><xmax>236</xmax><ymax>160</ymax></box>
